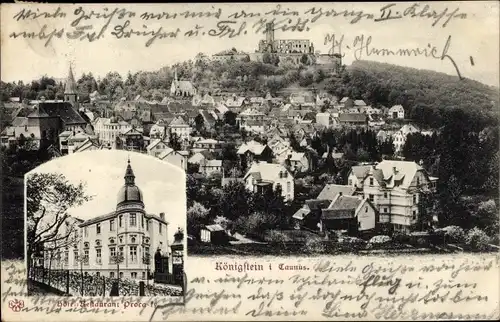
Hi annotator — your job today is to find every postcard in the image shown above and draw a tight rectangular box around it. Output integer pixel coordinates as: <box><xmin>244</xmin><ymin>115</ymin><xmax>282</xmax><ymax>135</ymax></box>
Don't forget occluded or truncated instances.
<box><xmin>1</xmin><ymin>2</ymin><xmax>499</xmax><ymax>321</ymax></box>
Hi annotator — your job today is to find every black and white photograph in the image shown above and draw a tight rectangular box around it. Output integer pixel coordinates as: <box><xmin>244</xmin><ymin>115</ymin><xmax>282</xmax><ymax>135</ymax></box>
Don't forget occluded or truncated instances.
<box><xmin>1</xmin><ymin>2</ymin><xmax>498</xmax><ymax>321</ymax></box>
<box><xmin>25</xmin><ymin>151</ymin><xmax>186</xmax><ymax>297</ymax></box>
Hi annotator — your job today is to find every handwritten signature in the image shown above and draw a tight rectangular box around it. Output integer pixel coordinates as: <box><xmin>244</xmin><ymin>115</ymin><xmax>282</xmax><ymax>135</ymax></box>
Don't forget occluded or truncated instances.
<box><xmin>324</xmin><ymin>33</ymin><xmax>465</xmax><ymax>80</ymax></box>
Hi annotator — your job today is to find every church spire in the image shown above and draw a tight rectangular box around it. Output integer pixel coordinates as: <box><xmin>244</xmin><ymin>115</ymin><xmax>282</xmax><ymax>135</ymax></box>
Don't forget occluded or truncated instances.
<box><xmin>174</xmin><ymin>68</ymin><xmax>178</xmax><ymax>82</ymax></box>
<box><xmin>124</xmin><ymin>158</ymin><xmax>135</xmax><ymax>185</ymax></box>
<box><xmin>64</xmin><ymin>64</ymin><xmax>77</xmax><ymax>95</ymax></box>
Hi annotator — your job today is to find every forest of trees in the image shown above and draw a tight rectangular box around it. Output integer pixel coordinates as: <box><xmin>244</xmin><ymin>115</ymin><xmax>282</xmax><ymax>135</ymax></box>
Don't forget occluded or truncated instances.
<box><xmin>0</xmin><ymin>52</ymin><xmax>326</xmax><ymax>104</ymax></box>
<box><xmin>325</xmin><ymin>60</ymin><xmax>499</xmax><ymax>130</ymax></box>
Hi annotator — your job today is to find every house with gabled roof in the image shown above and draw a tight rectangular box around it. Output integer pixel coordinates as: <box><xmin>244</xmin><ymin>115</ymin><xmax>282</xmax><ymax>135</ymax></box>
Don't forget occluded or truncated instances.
<box><xmin>73</xmin><ymin>137</ymin><xmax>102</xmax><ymax>153</ymax></box>
<box><xmin>292</xmin><ymin>184</ymin><xmax>355</xmax><ymax>230</ymax></box>
<box><xmin>336</xmin><ymin>113</ymin><xmax>368</xmax><ymax>127</ymax></box>
<box><xmin>157</xmin><ymin>147</ymin><xmax>188</xmax><ymax>171</ymax></box>
<box><xmin>146</xmin><ymin>139</ymin><xmax>170</xmax><ymax>157</ymax></box>
<box><xmin>244</xmin><ymin>162</ymin><xmax>295</xmax><ymax>201</ymax></box>
<box><xmin>237</xmin><ymin>140</ymin><xmax>273</xmax><ymax>164</ymax></box>
<box><xmin>320</xmin><ymin>195</ymin><xmax>377</xmax><ymax>238</ymax></box>
<box><xmin>351</xmin><ymin>160</ymin><xmax>434</xmax><ymax>233</ymax></box>
<box><xmin>167</xmin><ymin>115</ymin><xmax>192</xmax><ymax>143</ymax></box>
<box><xmin>388</xmin><ymin>105</ymin><xmax>405</xmax><ymax>119</ymax></box>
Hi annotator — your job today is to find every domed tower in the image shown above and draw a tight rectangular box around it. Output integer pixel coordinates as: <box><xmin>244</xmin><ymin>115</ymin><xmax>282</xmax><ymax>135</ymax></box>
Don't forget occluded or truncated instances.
<box><xmin>116</xmin><ymin>158</ymin><xmax>144</xmax><ymax>211</ymax></box>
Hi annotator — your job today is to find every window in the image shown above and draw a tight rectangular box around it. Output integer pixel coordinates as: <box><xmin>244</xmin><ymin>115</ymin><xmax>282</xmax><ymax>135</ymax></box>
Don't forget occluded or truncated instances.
<box><xmin>130</xmin><ymin>246</ymin><xmax>137</xmax><ymax>263</ymax></box>
<box><xmin>73</xmin><ymin>251</ymin><xmax>78</xmax><ymax>263</ymax></box>
<box><xmin>131</xmin><ymin>272</ymin><xmax>137</xmax><ymax>279</ymax></box>
<box><xmin>84</xmin><ymin>227</ymin><xmax>88</xmax><ymax>237</ymax></box>
<box><xmin>287</xmin><ymin>182</ymin><xmax>291</xmax><ymax>192</ymax></box>
<box><xmin>110</xmin><ymin>247</ymin><xmax>116</xmax><ymax>258</ymax></box>
<box><xmin>110</xmin><ymin>272</ymin><xmax>115</xmax><ymax>278</ymax></box>
<box><xmin>384</xmin><ymin>192</ymin><xmax>388</xmax><ymax>198</ymax></box>
<box><xmin>369</xmin><ymin>177</ymin><xmax>374</xmax><ymax>186</ymax></box>
<box><xmin>145</xmin><ymin>246</ymin><xmax>150</xmax><ymax>258</ymax></box>
<box><xmin>412</xmin><ymin>210</ymin><xmax>417</xmax><ymax>220</ymax></box>
<box><xmin>119</xmin><ymin>272</ymin><xmax>124</xmax><ymax>279</ymax></box>
<box><xmin>365</xmin><ymin>206</ymin><xmax>368</xmax><ymax>213</ymax></box>
<box><xmin>141</xmin><ymin>215</ymin><xmax>144</xmax><ymax>228</ymax></box>
<box><xmin>96</xmin><ymin>223</ymin><xmax>101</xmax><ymax>234</ymax></box>
<box><xmin>130</xmin><ymin>213</ymin><xmax>137</xmax><ymax>226</ymax></box>
<box><xmin>413</xmin><ymin>194</ymin><xmax>417</xmax><ymax>204</ymax></box>
<box><xmin>96</xmin><ymin>249</ymin><xmax>102</xmax><ymax>264</ymax></box>
<box><xmin>384</xmin><ymin>208</ymin><xmax>388</xmax><ymax>213</ymax></box>
<box><xmin>159</xmin><ymin>223</ymin><xmax>162</xmax><ymax>234</ymax></box>
<box><xmin>110</xmin><ymin>219</ymin><xmax>115</xmax><ymax>231</ymax></box>
<box><xmin>84</xmin><ymin>250</ymin><xmax>89</xmax><ymax>264</ymax></box>
<box><xmin>417</xmin><ymin>177</ymin><xmax>420</xmax><ymax>185</ymax></box>
<box><xmin>142</xmin><ymin>272</ymin><xmax>146</xmax><ymax>280</ymax></box>
<box><xmin>369</xmin><ymin>194</ymin><xmax>374</xmax><ymax>202</ymax></box>
<box><xmin>119</xmin><ymin>215</ymin><xmax>123</xmax><ymax>227</ymax></box>
<box><xmin>146</xmin><ymin>220</ymin><xmax>149</xmax><ymax>231</ymax></box>
<box><xmin>284</xmin><ymin>171</ymin><xmax>288</xmax><ymax>178</ymax></box>
<box><xmin>96</xmin><ymin>272</ymin><xmax>100</xmax><ymax>277</ymax></box>
<box><xmin>119</xmin><ymin>246</ymin><xmax>124</xmax><ymax>257</ymax></box>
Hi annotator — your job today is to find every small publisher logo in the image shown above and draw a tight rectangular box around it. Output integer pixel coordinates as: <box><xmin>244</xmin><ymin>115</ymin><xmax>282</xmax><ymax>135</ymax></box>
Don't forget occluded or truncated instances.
<box><xmin>8</xmin><ymin>299</ymin><xmax>24</xmax><ymax>312</ymax></box>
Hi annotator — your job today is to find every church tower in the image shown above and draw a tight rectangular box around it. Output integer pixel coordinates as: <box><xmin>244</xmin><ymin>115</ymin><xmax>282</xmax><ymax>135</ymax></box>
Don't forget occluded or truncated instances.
<box><xmin>64</xmin><ymin>64</ymin><xmax>79</xmax><ymax>109</ymax></box>
<box><xmin>170</xmin><ymin>68</ymin><xmax>179</xmax><ymax>97</ymax></box>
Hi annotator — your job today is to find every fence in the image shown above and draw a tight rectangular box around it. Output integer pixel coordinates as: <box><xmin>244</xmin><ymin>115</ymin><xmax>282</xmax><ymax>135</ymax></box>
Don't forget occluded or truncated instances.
<box><xmin>28</xmin><ymin>267</ymin><xmax>183</xmax><ymax>297</ymax></box>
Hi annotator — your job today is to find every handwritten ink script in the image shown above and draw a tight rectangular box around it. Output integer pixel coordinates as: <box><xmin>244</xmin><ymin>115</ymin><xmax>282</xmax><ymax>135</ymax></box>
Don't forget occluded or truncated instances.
<box><xmin>324</xmin><ymin>33</ymin><xmax>464</xmax><ymax>79</ymax></box>
<box><xmin>6</xmin><ymin>3</ymin><xmax>468</xmax><ymax>48</ymax></box>
<box><xmin>2</xmin><ymin>255</ymin><xmax>499</xmax><ymax>321</ymax></box>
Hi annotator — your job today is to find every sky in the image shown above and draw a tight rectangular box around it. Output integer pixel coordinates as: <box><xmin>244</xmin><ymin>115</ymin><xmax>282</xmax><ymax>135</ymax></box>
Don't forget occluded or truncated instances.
<box><xmin>26</xmin><ymin>150</ymin><xmax>187</xmax><ymax>245</ymax></box>
<box><xmin>1</xmin><ymin>2</ymin><xmax>498</xmax><ymax>87</ymax></box>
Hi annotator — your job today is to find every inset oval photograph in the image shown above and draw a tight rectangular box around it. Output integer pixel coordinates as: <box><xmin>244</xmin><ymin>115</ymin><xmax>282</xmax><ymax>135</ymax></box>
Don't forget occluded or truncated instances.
<box><xmin>25</xmin><ymin>150</ymin><xmax>186</xmax><ymax>297</ymax></box>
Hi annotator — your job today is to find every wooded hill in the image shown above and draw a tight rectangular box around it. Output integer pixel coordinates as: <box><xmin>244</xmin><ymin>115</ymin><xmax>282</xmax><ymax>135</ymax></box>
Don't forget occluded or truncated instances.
<box><xmin>325</xmin><ymin>60</ymin><xmax>499</xmax><ymax>130</ymax></box>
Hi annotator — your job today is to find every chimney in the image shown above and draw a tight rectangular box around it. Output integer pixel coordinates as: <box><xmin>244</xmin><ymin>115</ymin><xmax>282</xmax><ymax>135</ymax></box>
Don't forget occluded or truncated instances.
<box><xmin>159</xmin><ymin>213</ymin><xmax>165</xmax><ymax>220</ymax></box>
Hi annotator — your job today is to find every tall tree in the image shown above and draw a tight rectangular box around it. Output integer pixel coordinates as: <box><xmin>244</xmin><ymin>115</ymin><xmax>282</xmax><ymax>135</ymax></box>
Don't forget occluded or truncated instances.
<box><xmin>26</xmin><ymin>173</ymin><xmax>91</xmax><ymax>273</ymax></box>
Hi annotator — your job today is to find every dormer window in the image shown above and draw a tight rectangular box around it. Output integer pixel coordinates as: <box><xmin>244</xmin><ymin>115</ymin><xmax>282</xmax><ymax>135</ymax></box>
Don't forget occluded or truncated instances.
<box><xmin>95</xmin><ymin>240</ymin><xmax>101</xmax><ymax>247</ymax></box>
<box><xmin>119</xmin><ymin>236</ymin><xmax>123</xmax><ymax>244</ymax></box>
<box><xmin>84</xmin><ymin>242</ymin><xmax>89</xmax><ymax>249</ymax></box>
<box><xmin>109</xmin><ymin>238</ymin><xmax>115</xmax><ymax>244</ymax></box>
<box><xmin>369</xmin><ymin>177</ymin><xmax>374</xmax><ymax>186</ymax></box>
<box><xmin>416</xmin><ymin>177</ymin><xmax>420</xmax><ymax>186</ymax></box>
<box><xmin>131</xmin><ymin>236</ymin><xmax>136</xmax><ymax>243</ymax></box>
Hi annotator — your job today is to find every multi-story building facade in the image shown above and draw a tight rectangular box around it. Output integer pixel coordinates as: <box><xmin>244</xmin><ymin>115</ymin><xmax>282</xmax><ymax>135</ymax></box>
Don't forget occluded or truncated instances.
<box><xmin>93</xmin><ymin>117</ymin><xmax>132</xmax><ymax>148</ymax></box>
<box><xmin>42</xmin><ymin>160</ymin><xmax>171</xmax><ymax>280</ymax></box>
<box><xmin>347</xmin><ymin>160</ymin><xmax>432</xmax><ymax>233</ymax></box>
<box><xmin>167</xmin><ymin>116</ymin><xmax>192</xmax><ymax>143</ymax></box>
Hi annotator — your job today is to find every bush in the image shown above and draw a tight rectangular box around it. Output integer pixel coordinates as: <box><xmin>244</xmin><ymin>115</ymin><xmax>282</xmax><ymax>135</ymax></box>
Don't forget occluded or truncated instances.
<box><xmin>266</xmin><ymin>230</ymin><xmax>290</xmax><ymax>245</ymax></box>
<box><xmin>415</xmin><ymin>237</ymin><xmax>430</xmax><ymax>248</ymax></box>
<box><xmin>301</xmin><ymin>238</ymin><xmax>325</xmax><ymax>254</ymax></box>
<box><xmin>444</xmin><ymin>225</ymin><xmax>466</xmax><ymax>243</ymax></box>
<box><xmin>392</xmin><ymin>231</ymin><xmax>411</xmax><ymax>244</ymax></box>
<box><xmin>465</xmin><ymin>228</ymin><xmax>490</xmax><ymax>251</ymax></box>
